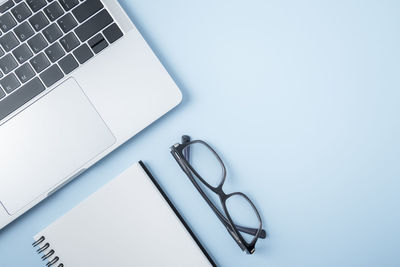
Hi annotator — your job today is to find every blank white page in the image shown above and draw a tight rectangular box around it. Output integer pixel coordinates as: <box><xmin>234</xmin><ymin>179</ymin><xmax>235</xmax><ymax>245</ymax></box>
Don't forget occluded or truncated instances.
<box><xmin>34</xmin><ymin>162</ymin><xmax>212</xmax><ymax>267</ymax></box>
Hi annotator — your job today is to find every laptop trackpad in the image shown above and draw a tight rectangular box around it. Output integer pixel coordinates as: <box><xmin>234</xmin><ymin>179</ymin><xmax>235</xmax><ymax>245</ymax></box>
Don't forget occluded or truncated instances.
<box><xmin>0</xmin><ymin>78</ymin><xmax>115</xmax><ymax>215</ymax></box>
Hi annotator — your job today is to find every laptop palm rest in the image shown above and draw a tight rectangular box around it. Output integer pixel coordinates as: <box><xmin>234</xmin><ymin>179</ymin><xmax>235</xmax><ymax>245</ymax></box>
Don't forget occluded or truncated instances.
<box><xmin>0</xmin><ymin>78</ymin><xmax>115</xmax><ymax>215</ymax></box>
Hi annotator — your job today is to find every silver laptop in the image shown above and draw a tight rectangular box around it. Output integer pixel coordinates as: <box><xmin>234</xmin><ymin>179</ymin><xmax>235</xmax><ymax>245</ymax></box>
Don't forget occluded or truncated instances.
<box><xmin>0</xmin><ymin>0</ymin><xmax>182</xmax><ymax>229</ymax></box>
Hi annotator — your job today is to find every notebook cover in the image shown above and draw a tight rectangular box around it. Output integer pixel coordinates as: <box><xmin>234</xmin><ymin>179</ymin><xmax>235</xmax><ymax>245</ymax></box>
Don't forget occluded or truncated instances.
<box><xmin>32</xmin><ymin>161</ymin><xmax>216</xmax><ymax>267</ymax></box>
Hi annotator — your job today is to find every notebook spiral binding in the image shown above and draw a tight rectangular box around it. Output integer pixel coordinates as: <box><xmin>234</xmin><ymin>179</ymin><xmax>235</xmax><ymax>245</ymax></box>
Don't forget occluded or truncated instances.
<box><xmin>32</xmin><ymin>236</ymin><xmax>64</xmax><ymax>267</ymax></box>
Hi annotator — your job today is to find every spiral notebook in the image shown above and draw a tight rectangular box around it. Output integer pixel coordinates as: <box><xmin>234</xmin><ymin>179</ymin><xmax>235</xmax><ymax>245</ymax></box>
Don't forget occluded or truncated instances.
<box><xmin>32</xmin><ymin>161</ymin><xmax>215</xmax><ymax>267</ymax></box>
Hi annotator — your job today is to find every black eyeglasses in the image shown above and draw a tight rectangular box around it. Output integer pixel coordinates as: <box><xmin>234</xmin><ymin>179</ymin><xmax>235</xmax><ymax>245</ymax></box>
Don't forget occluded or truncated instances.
<box><xmin>170</xmin><ymin>135</ymin><xmax>266</xmax><ymax>254</ymax></box>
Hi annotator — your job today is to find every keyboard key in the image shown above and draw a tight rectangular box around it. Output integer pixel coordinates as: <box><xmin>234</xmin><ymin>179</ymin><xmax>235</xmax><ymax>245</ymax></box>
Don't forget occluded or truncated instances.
<box><xmin>45</xmin><ymin>42</ymin><xmax>64</xmax><ymax>62</ymax></box>
<box><xmin>12</xmin><ymin>43</ymin><xmax>33</xmax><ymax>63</ymax></box>
<box><xmin>0</xmin><ymin>46</ymin><xmax>4</xmax><ymax>57</ymax></box>
<box><xmin>27</xmin><ymin>33</ymin><xmax>48</xmax><ymax>53</ymax></box>
<box><xmin>40</xmin><ymin>64</ymin><xmax>63</xmax><ymax>86</ymax></box>
<box><xmin>0</xmin><ymin>73</ymin><xmax>20</xmax><ymax>93</ymax></box>
<box><xmin>15</xmin><ymin>63</ymin><xmax>35</xmax><ymax>83</ymax></box>
<box><xmin>11</xmin><ymin>2</ymin><xmax>32</xmax><ymax>23</ymax></box>
<box><xmin>75</xmin><ymin>9</ymin><xmax>112</xmax><ymax>42</ymax></box>
<box><xmin>43</xmin><ymin>23</ymin><xmax>62</xmax><ymax>43</ymax></box>
<box><xmin>58</xmin><ymin>54</ymin><xmax>78</xmax><ymax>74</ymax></box>
<box><xmin>0</xmin><ymin>12</ymin><xmax>17</xmax><ymax>33</ymax></box>
<box><xmin>0</xmin><ymin>77</ymin><xmax>45</xmax><ymax>121</ymax></box>
<box><xmin>29</xmin><ymin>11</ymin><xmax>49</xmax><ymax>32</ymax></box>
<box><xmin>44</xmin><ymin>1</ymin><xmax>64</xmax><ymax>21</ymax></box>
<box><xmin>13</xmin><ymin>21</ymin><xmax>34</xmax><ymax>41</ymax></box>
<box><xmin>0</xmin><ymin>89</ymin><xmax>5</xmax><ymax>99</ymax></box>
<box><xmin>72</xmin><ymin>0</ymin><xmax>103</xmax><ymax>23</ymax></box>
<box><xmin>72</xmin><ymin>43</ymin><xmax>93</xmax><ymax>64</ymax></box>
<box><xmin>30</xmin><ymin>52</ymin><xmax>50</xmax><ymax>72</ymax></box>
<box><xmin>0</xmin><ymin>0</ymin><xmax>15</xmax><ymax>14</ymax></box>
<box><xmin>0</xmin><ymin>53</ymin><xmax>17</xmax><ymax>74</ymax></box>
<box><xmin>0</xmin><ymin>31</ymin><xmax>19</xmax><ymax>52</ymax></box>
<box><xmin>59</xmin><ymin>31</ymin><xmax>79</xmax><ymax>52</ymax></box>
<box><xmin>88</xmin><ymin>33</ymin><xmax>107</xmax><ymax>54</ymax></box>
<box><xmin>26</xmin><ymin>0</ymin><xmax>47</xmax><ymax>12</ymax></box>
<box><xmin>57</xmin><ymin>13</ymin><xmax>76</xmax><ymax>33</ymax></box>
<box><xmin>103</xmin><ymin>23</ymin><xmax>123</xmax><ymax>44</ymax></box>
<box><xmin>58</xmin><ymin>0</ymin><xmax>78</xmax><ymax>11</ymax></box>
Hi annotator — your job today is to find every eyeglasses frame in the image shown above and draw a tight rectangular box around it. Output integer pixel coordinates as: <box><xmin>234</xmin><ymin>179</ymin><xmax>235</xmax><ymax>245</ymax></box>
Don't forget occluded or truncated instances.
<box><xmin>170</xmin><ymin>137</ymin><xmax>266</xmax><ymax>254</ymax></box>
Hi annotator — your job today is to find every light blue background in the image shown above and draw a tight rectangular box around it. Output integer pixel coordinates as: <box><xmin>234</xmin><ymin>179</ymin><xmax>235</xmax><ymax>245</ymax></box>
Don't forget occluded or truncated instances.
<box><xmin>1</xmin><ymin>0</ymin><xmax>400</xmax><ymax>266</ymax></box>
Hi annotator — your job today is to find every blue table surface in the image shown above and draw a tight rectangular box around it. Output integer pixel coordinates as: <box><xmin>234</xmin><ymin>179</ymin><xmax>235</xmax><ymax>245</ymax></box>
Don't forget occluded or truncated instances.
<box><xmin>1</xmin><ymin>1</ymin><xmax>400</xmax><ymax>266</ymax></box>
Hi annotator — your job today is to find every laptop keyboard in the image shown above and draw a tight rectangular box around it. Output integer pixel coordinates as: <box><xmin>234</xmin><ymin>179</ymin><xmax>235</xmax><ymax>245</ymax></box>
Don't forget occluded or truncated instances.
<box><xmin>0</xmin><ymin>0</ymin><xmax>123</xmax><ymax>121</ymax></box>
